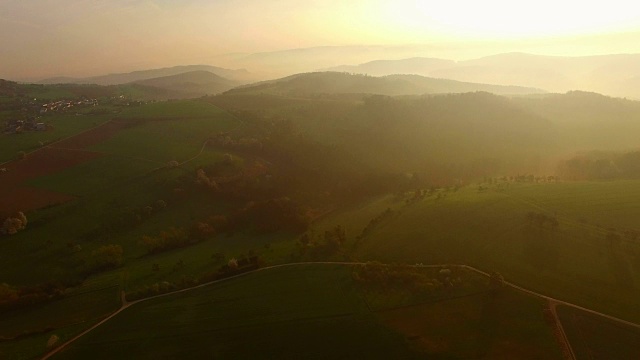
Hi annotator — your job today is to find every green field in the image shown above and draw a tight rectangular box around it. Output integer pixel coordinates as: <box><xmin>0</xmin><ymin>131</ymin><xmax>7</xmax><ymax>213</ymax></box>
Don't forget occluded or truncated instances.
<box><xmin>0</xmin><ymin>277</ymin><xmax>121</xmax><ymax>360</ymax></box>
<box><xmin>313</xmin><ymin>181</ymin><xmax>640</xmax><ymax>323</ymax></box>
<box><xmin>117</xmin><ymin>100</ymin><xmax>227</xmax><ymax>119</ymax></box>
<box><xmin>507</xmin><ymin>180</ymin><xmax>640</xmax><ymax>230</ymax></box>
<box><xmin>378</xmin><ymin>288</ymin><xmax>561</xmax><ymax>359</ymax></box>
<box><xmin>0</xmin><ymin>101</ymin><xmax>247</xmax><ymax>285</ymax></box>
<box><xmin>0</xmin><ymin>100</ymin><xmax>280</xmax><ymax>359</ymax></box>
<box><xmin>51</xmin><ymin>265</ymin><xmax>419</xmax><ymax>360</ymax></box>
<box><xmin>1</xmin><ymin>173</ymin><xmax>241</xmax><ymax>288</ymax></box>
<box><xmin>90</xmin><ymin>105</ymin><xmax>238</xmax><ymax>163</ymax></box>
<box><xmin>21</xmin><ymin>85</ymin><xmax>77</xmax><ymax>101</ymax></box>
<box><xmin>49</xmin><ymin>264</ymin><xmax>560</xmax><ymax>360</ymax></box>
<box><xmin>0</xmin><ymin>114</ymin><xmax>111</xmax><ymax>163</ymax></box>
<box><xmin>27</xmin><ymin>155</ymin><xmax>160</xmax><ymax>196</ymax></box>
<box><xmin>557</xmin><ymin>305</ymin><xmax>640</xmax><ymax>359</ymax></box>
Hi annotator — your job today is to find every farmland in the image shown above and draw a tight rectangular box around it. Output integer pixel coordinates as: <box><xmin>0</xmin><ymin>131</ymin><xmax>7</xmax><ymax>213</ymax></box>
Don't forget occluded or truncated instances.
<box><xmin>0</xmin><ymin>99</ymin><xmax>247</xmax><ymax>283</ymax></box>
<box><xmin>47</xmin><ymin>264</ymin><xmax>560</xmax><ymax>360</ymax></box>
<box><xmin>0</xmin><ymin>99</ymin><xmax>276</xmax><ymax>359</ymax></box>
<box><xmin>310</xmin><ymin>181</ymin><xmax>640</xmax><ymax>325</ymax></box>
<box><xmin>378</xmin><ymin>290</ymin><xmax>561</xmax><ymax>359</ymax></box>
<box><xmin>557</xmin><ymin>305</ymin><xmax>640</xmax><ymax>359</ymax></box>
<box><xmin>0</xmin><ymin>114</ymin><xmax>112</xmax><ymax>163</ymax></box>
<box><xmin>0</xmin><ymin>277</ymin><xmax>121</xmax><ymax>360</ymax></box>
<box><xmin>49</xmin><ymin>265</ymin><xmax>414</xmax><ymax>359</ymax></box>
<box><xmin>2</xmin><ymin>86</ymin><xmax>640</xmax><ymax>359</ymax></box>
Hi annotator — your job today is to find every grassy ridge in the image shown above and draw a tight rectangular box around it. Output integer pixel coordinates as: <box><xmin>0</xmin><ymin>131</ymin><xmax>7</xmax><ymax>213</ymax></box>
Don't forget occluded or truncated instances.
<box><xmin>314</xmin><ymin>182</ymin><xmax>640</xmax><ymax>323</ymax></box>
<box><xmin>509</xmin><ymin>181</ymin><xmax>640</xmax><ymax>230</ymax></box>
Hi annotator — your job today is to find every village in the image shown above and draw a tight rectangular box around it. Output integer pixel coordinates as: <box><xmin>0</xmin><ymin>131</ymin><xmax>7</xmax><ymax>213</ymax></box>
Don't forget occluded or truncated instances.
<box><xmin>3</xmin><ymin>97</ymin><xmax>98</xmax><ymax>134</ymax></box>
<box><xmin>39</xmin><ymin>98</ymin><xmax>98</xmax><ymax>114</ymax></box>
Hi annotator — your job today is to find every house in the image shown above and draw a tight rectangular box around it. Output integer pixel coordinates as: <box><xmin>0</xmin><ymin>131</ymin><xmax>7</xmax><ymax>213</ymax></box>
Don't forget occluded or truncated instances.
<box><xmin>36</xmin><ymin>123</ymin><xmax>46</xmax><ymax>131</ymax></box>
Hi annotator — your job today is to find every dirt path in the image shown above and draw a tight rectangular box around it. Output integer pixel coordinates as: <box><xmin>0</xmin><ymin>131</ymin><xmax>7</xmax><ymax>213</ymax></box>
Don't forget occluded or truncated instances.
<box><xmin>463</xmin><ymin>265</ymin><xmax>640</xmax><ymax>331</ymax></box>
<box><xmin>41</xmin><ymin>262</ymin><xmax>640</xmax><ymax>359</ymax></box>
<box><xmin>549</xmin><ymin>300</ymin><xmax>577</xmax><ymax>360</ymax></box>
<box><xmin>178</xmin><ymin>139</ymin><xmax>211</xmax><ymax>166</ymax></box>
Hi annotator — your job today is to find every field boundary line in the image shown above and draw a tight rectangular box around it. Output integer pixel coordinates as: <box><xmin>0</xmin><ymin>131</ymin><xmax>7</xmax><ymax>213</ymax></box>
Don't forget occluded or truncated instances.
<box><xmin>41</xmin><ymin>261</ymin><xmax>640</xmax><ymax>359</ymax></box>
<box><xmin>0</xmin><ymin>119</ymin><xmax>114</xmax><ymax>167</ymax></box>
<box><xmin>549</xmin><ymin>300</ymin><xmax>577</xmax><ymax>360</ymax></box>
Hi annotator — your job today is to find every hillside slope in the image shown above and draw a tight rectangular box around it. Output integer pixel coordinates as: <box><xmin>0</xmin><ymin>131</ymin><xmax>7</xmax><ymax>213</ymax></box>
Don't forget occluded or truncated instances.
<box><xmin>228</xmin><ymin>72</ymin><xmax>545</xmax><ymax>96</ymax></box>
<box><xmin>38</xmin><ymin>65</ymin><xmax>254</xmax><ymax>85</ymax></box>
<box><xmin>323</xmin><ymin>57</ymin><xmax>456</xmax><ymax>76</ymax></box>
<box><xmin>326</xmin><ymin>53</ymin><xmax>640</xmax><ymax>99</ymax></box>
<box><xmin>132</xmin><ymin>70</ymin><xmax>240</xmax><ymax>98</ymax></box>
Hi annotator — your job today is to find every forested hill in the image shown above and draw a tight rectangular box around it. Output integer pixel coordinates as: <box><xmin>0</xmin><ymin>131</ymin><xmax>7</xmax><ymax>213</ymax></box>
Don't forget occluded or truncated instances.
<box><xmin>209</xmin><ymin>91</ymin><xmax>557</xmax><ymax>180</ymax></box>
<box><xmin>227</xmin><ymin>72</ymin><xmax>545</xmax><ymax>97</ymax></box>
<box><xmin>38</xmin><ymin>65</ymin><xmax>254</xmax><ymax>85</ymax></box>
<box><xmin>131</xmin><ymin>70</ymin><xmax>240</xmax><ymax>98</ymax></box>
<box><xmin>211</xmin><ymin>89</ymin><xmax>640</xmax><ymax>180</ymax></box>
<box><xmin>333</xmin><ymin>92</ymin><xmax>557</xmax><ymax>176</ymax></box>
<box><xmin>514</xmin><ymin>91</ymin><xmax>640</xmax><ymax>152</ymax></box>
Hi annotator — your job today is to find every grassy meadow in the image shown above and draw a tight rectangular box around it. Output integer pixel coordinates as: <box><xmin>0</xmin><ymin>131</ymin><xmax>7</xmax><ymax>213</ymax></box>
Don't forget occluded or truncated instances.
<box><xmin>50</xmin><ymin>264</ymin><xmax>560</xmax><ymax>360</ymax></box>
<box><xmin>312</xmin><ymin>181</ymin><xmax>640</xmax><ymax>323</ymax></box>
<box><xmin>50</xmin><ymin>265</ymin><xmax>417</xmax><ymax>360</ymax></box>
<box><xmin>89</xmin><ymin>102</ymin><xmax>238</xmax><ymax>163</ymax></box>
<box><xmin>0</xmin><ymin>114</ymin><xmax>112</xmax><ymax>163</ymax></box>
<box><xmin>378</xmin><ymin>289</ymin><xmax>561</xmax><ymax>359</ymax></box>
<box><xmin>557</xmin><ymin>305</ymin><xmax>640</xmax><ymax>359</ymax></box>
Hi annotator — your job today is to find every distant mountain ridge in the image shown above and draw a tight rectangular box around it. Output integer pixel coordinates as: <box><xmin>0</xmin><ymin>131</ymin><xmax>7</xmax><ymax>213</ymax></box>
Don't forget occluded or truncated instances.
<box><xmin>321</xmin><ymin>57</ymin><xmax>456</xmax><ymax>76</ymax></box>
<box><xmin>30</xmin><ymin>50</ymin><xmax>640</xmax><ymax>99</ymax></box>
<box><xmin>38</xmin><ymin>65</ymin><xmax>255</xmax><ymax>86</ymax></box>
<box><xmin>227</xmin><ymin>72</ymin><xmax>545</xmax><ymax>96</ymax></box>
<box><xmin>323</xmin><ymin>52</ymin><xmax>640</xmax><ymax>99</ymax></box>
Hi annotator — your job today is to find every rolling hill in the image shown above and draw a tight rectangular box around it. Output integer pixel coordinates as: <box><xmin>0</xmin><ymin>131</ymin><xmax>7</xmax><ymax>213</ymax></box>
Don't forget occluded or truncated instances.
<box><xmin>227</xmin><ymin>72</ymin><xmax>545</xmax><ymax>97</ymax></box>
<box><xmin>320</xmin><ymin>57</ymin><xmax>456</xmax><ymax>76</ymax></box>
<box><xmin>38</xmin><ymin>65</ymin><xmax>255</xmax><ymax>86</ymax></box>
<box><xmin>5</xmin><ymin>76</ymin><xmax>640</xmax><ymax>358</ymax></box>
<box><xmin>325</xmin><ymin>53</ymin><xmax>640</xmax><ymax>99</ymax></box>
<box><xmin>131</xmin><ymin>70</ymin><xmax>240</xmax><ymax>99</ymax></box>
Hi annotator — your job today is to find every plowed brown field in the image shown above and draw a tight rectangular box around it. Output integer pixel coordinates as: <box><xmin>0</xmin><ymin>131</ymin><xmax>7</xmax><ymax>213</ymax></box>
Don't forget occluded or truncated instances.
<box><xmin>52</xmin><ymin>119</ymin><xmax>135</xmax><ymax>149</ymax></box>
<box><xmin>0</xmin><ymin>120</ymin><xmax>133</xmax><ymax>217</ymax></box>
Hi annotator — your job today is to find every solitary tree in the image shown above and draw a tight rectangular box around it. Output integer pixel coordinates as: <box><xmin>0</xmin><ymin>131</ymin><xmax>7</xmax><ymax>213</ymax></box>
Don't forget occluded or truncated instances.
<box><xmin>46</xmin><ymin>335</ymin><xmax>59</xmax><ymax>348</ymax></box>
<box><xmin>2</xmin><ymin>212</ymin><xmax>27</xmax><ymax>235</ymax></box>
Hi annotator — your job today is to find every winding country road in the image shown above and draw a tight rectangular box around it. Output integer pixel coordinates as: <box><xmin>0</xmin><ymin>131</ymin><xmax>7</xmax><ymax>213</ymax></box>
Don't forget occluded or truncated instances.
<box><xmin>41</xmin><ymin>261</ymin><xmax>640</xmax><ymax>359</ymax></box>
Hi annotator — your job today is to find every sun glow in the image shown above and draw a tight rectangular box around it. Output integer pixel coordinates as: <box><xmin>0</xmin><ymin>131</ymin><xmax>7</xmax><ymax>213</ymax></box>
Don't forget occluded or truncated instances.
<box><xmin>381</xmin><ymin>0</ymin><xmax>640</xmax><ymax>40</ymax></box>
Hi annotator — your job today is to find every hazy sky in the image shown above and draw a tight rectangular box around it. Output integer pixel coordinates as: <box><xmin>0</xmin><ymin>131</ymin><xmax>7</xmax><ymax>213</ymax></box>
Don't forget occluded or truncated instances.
<box><xmin>2</xmin><ymin>0</ymin><xmax>640</xmax><ymax>80</ymax></box>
